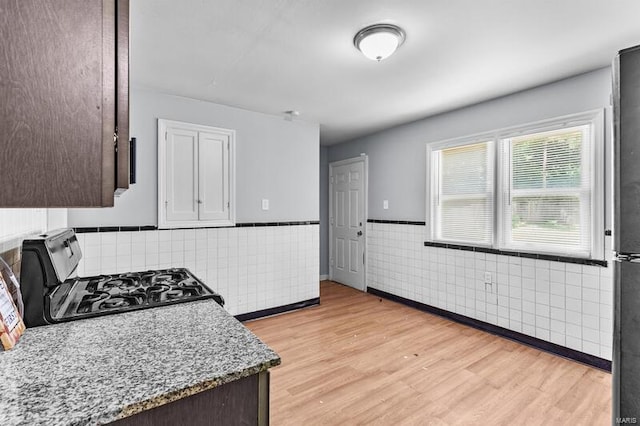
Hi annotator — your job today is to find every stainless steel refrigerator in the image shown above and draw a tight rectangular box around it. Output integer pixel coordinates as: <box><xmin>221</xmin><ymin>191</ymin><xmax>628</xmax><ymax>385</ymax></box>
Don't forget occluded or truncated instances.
<box><xmin>613</xmin><ymin>43</ymin><xmax>640</xmax><ymax>421</ymax></box>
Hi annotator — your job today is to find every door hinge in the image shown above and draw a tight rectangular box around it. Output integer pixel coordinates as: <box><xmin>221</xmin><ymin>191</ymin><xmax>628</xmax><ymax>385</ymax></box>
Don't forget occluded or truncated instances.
<box><xmin>227</xmin><ymin>201</ymin><xmax>230</xmax><ymax>209</ymax></box>
<box><xmin>165</xmin><ymin>131</ymin><xmax>168</xmax><ymax>141</ymax></box>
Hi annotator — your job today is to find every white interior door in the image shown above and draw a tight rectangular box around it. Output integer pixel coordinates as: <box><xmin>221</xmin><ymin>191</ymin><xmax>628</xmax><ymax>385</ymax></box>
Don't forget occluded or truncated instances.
<box><xmin>198</xmin><ymin>131</ymin><xmax>229</xmax><ymax>221</ymax></box>
<box><xmin>330</xmin><ymin>158</ymin><xmax>366</xmax><ymax>290</ymax></box>
<box><xmin>166</xmin><ymin>127</ymin><xmax>198</xmax><ymax>222</ymax></box>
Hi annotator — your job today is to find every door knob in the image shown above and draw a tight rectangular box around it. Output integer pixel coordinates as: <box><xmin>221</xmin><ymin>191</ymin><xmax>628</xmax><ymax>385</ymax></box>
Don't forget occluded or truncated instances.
<box><xmin>357</xmin><ymin>231</ymin><xmax>363</xmax><ymax>236</ymax></box>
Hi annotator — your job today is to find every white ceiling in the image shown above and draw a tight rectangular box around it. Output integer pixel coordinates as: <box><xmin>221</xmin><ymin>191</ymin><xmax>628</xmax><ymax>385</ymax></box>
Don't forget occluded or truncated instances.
<box><xmin>131</xmin><ymin>0</ymin><xmax>640</xmax><ymax>145</ymax></box>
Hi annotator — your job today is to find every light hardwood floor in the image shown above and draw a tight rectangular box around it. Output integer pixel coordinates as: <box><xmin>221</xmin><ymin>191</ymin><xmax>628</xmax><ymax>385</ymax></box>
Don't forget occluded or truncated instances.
<box><xmin>246</xmin><ymin>281</ymin><xmax>611</xmax><ymax>426</ymax></box>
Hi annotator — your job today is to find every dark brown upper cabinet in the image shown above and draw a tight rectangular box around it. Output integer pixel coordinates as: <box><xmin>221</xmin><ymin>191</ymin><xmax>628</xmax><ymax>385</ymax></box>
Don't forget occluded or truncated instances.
<box><xmin>0</xmin><ymin>0</ymin><xmax>130</xmax><ymax>207</ymax></box>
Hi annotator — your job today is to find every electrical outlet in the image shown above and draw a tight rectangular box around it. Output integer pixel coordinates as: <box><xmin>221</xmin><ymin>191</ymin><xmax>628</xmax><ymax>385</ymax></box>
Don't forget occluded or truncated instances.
<box><xmin>261</xmin><ymin>199</ymin><xmax>269</xmax><ymax>210</ymax></box>
<box><xmin>383</xmin><ymin>200</ymin><xmax>389</xmax><ymax>210</ymax></box>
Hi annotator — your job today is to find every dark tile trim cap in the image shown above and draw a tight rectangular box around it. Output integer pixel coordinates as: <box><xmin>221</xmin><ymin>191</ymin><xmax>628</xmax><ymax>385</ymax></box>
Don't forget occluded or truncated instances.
<box><xmin>74</xmin><ymin>227</ymin><xmax>99</xmax><ymax>233</ymax></box>
<box><xmin>367</xmin><ymin>286</ymin><xmax>611</xmax><ymax>372</ymax></box>
<box><xmin>368</xmin><ymin>219</ymin><xmax>426</xmax><ymax>226</ymax></box>
<box><xmin>74</xmin><ymin>225</ymin><xmax>159</xmax><ymax>233</ymax></box>
<box><xmin>235</xmin><ymin>297</ymin><xmax>320</xmax><ymax>322</ymax></box>
<box><xmin>423</xmin><ymin>241</ymin><xmax>608</xmax><ymax>267</ymax></box>
<box><xmin>73</xmin><ymin>221</ymin><xmax>319</xmax><ymax>234</ymax></box>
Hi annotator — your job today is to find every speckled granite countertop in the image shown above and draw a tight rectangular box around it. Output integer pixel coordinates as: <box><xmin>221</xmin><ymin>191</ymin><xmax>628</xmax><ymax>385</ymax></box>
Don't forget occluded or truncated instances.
<box><xmin>0</xmin><ymin>300</ymin><xmax>280</xmax><ymax>426</ymax></box>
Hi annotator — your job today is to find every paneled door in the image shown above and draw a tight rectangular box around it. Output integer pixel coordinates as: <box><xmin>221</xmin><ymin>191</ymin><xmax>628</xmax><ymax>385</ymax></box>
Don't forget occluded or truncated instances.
<box><xmin>198</xmin><ymin>131</ymin><xmax>230</xmax><ymax>221</ymax></box>
<box><xmin>165</xmin><ymin>127</ymin><xmax>199</xmax><ymax>222</ymax></box>
<box><xmin>330</xmin><ymin>157</ymin><xmax>367</xmax><ymax>290</ymax></box>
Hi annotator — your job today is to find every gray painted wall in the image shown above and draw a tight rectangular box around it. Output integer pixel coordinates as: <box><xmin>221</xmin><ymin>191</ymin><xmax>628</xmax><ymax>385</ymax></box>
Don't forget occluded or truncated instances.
<box><xmin>68</xmin><ymin>87</ymin><xmax>320</xmax><ymax>226</ymax></box>
<box><xmin>328</xmin><ymin>67</ymin><xmax>611</xmax><ymax>220</ymax></box>
<box><xmin>319</xmin><ymin>146</ymin><xmax>329</xmax><ymax>276</ymax></box>
<box><xmin>322</xmin><ymin>67</ymin><xmax>613</xmax><ymax>273</ymax></box>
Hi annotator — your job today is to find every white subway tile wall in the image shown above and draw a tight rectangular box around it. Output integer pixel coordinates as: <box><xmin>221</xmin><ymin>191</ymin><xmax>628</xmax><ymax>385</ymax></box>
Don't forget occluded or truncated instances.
<box><xmin>76</xmin><ymin>225</ymin><xmax>320</xmax><ymax>316</ymax></box>
<box><xmin>0</xmin><ymin>208</ymin><xmax>46</xmax><ymax>250</ymax></box>
<box><xmin>366</xmin><ymin>222</ymin><xmax>614</xmax><ymax>361</ymax></box>
<box><xmin>0</xmin><ymin>208</ymin><xmax>47</xmax><ymax>276</ymax></box>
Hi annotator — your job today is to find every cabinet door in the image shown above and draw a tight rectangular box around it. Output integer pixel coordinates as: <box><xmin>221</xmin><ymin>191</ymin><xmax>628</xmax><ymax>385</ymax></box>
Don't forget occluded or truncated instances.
<box><xmin>0</xmin><ymin>0</ymin><xmax>117</xmax><ymax>207</ymax></box>
<box><xmin>198</xmin><ymin>131</ymin><xmax>230</xmax><ymax>221</ymax></box>
<box><xmin>165</xmin><ymin>128</ymin><xmax>199</xmax><ymax>222</ymax></box>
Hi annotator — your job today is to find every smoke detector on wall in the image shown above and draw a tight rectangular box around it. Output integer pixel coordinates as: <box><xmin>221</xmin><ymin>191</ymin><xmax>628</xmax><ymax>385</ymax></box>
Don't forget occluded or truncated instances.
<box><xmin>283</xmin><ymin>110</ymin><xmax>300</xmax><ymax>121</ymax></box>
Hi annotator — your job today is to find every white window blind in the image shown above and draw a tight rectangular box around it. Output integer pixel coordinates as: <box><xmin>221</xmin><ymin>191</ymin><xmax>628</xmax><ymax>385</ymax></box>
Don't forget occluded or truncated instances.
<box><xmin>433</xmin><ymin>141</ymin><xmax>493</xmax><ymax>245</ymax></box>
<box><xmin>502</xmin><ymin>125</ymin><xmax>591</xmax><ymax>255</ymax></box>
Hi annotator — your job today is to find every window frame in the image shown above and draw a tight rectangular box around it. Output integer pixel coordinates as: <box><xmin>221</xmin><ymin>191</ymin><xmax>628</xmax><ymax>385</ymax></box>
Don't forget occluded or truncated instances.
<box><xmin>426</xmin><ymin>109</ymin><xmax>605</xmax><ymax>260</ymax></box>
<box><xmin>429</xmin><ymin>138</ymin><xmax>495</xmax><ymax>247</ymax></box>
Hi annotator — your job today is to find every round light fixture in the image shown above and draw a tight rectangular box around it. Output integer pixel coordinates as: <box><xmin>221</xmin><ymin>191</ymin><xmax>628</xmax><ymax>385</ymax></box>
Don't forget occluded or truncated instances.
<box><xmin>353</xmin><ymin>23</ymin><xmax>405</xmax><ymax>62</ymax></box>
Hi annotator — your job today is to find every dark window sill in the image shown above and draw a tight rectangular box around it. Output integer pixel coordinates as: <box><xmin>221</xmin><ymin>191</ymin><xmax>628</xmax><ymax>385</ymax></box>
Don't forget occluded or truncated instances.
<box><xmin>423</xmin><ymin>241</ymin><xmax>607</xmax><ymax>267</ymax></box>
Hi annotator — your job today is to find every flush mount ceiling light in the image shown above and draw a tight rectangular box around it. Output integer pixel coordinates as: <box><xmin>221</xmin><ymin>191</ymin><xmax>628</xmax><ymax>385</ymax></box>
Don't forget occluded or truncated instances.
<box><xmin>353</xmin><ymin>23</ymin><xmax>405</xmax><ymax>62</ymax></box>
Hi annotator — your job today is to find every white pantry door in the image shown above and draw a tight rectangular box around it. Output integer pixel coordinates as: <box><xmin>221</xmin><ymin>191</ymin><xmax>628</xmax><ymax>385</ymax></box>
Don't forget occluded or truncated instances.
<box><xmin>165</xmin><ymin>127</ymin><xmax>199</xmax><ymax>222</ymax></box>
<box><xmin>330</xmin><ymin>158</ymin><xmax>366</xmax><ymax>290</ymax></box>
<box><xmin>198</xmin><ymin>131</ymin><xmax>230</xmax><ymax>221</ymax></box>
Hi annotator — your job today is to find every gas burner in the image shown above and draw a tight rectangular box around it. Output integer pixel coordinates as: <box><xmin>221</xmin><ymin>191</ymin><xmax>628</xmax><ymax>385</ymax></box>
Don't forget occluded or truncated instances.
<box><xmin>103</xmin><ymin>277</ymin><xmax>138</xmax><ymax>292</ymax></box>
<box><xmin>166</xmin><ymin>289</ymin><xmax>184</xmax><ymax>299</ymax></box>
<box><xmin>101</xmin><ymin>297</ymin><xmax>130</xmax><ymax>309</ymax></box>
<box><xmin>177</xmin><ymin>280</ymin><xmax>204</xmax><ymax>296</ymax></box>
<box><xmin>85</xmin><ymin>276</ymin><xmax>113</xmax><ymax>293</ymax></box>
<box><xmin>153</xmin><ymin>272</ymin><xmax>187</xmax><ymax>284</ymax></box>
<box><xmin>76</xmin><ymin>291</ymin><xmax>111</xmax><ymax>314</ymax></box>
<box><xmin>138</xmin><ymin>272</ymin><xmax>157</xmax><ymax>283</ymax></box>
<box><xmin>147</xmin><ymin>284</ymin><xmax>170</xmax><ymax>303</ymax></box>
<box><xmin>177</xmin><ymin>279</ymin><xmax>200</xmax><ymax>288</ymax></box>
<box><xmin>83</xmin><ymin>291</ymin><xmax>110</xmax><ymax>303</ymax></box>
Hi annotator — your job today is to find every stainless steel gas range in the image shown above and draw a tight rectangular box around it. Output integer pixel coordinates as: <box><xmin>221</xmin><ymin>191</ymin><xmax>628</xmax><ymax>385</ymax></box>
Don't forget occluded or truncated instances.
<box><xmin>19</xmin><ymin>228</ymin><xmax>224</xmax><ymax>327</ymax></box>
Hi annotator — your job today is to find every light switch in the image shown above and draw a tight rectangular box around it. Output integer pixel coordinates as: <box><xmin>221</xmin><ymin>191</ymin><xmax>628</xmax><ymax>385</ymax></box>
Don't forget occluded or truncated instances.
<box><xmin>383</xmin><ymin>200</ymin><xmax>389</xmax><ymax>210</ymax></box>
<box><xmin>261</xmin><ymin>199</ymin><xmax>269</xmax><ymax>210</ymax></box>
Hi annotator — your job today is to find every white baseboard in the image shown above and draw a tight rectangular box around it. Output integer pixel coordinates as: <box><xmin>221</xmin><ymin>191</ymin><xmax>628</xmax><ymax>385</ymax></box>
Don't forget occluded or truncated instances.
<box><xmin>319</xmin><ymin>274</ymin><xmax>329</xmax><ymax>281</ymax></box>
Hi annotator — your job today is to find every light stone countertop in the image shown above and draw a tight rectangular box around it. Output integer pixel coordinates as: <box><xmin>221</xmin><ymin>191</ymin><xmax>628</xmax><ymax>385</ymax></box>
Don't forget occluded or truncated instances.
<box><xmin>0</xmin><ymin>299</ymin><xmax>280</xmax><ymax>426</ymax></box>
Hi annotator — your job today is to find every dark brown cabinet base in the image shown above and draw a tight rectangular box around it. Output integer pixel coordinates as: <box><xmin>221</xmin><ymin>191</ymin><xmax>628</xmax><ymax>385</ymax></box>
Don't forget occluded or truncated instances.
<box><xmin>109</xmin><ymin>371</ymin><xmax>270</xmax><ymax>426</ymax></box>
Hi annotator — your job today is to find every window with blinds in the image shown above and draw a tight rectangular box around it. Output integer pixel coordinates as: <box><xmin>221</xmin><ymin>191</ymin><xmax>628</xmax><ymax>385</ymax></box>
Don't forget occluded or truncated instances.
<box><xmin>433</xmin><ymin>141</ymin><xmax>493</xmax><ymax>244</ymax></box>
<box><xmin>502</xmin><ymin>125</ymin><xmax>591</xmax><ymax>255</ymax></box>
<box><xmin>427</xmin><ymin>110</ymin><xmax>603</xmax><ymax>259</ymax></box>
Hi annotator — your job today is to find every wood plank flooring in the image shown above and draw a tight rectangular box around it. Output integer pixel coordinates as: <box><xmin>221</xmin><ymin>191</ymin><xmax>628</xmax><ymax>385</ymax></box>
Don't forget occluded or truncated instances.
<box><xmin>246</xmin><ymin>281</ymin><xmax>611</xmax><ymax>425</ymax></box>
